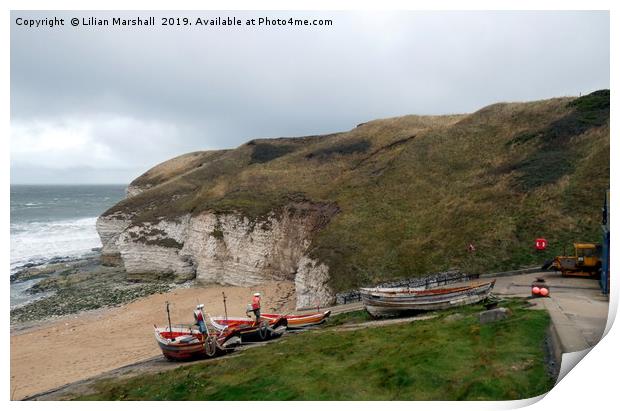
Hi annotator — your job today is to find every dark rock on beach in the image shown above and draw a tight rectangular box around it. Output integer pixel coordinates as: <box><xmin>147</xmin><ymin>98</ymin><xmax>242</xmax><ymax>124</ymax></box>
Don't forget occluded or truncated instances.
<box><xmin>10</xmin><ymin>254</ymin><xmax>177</xmax><ymax>325</ymax></box>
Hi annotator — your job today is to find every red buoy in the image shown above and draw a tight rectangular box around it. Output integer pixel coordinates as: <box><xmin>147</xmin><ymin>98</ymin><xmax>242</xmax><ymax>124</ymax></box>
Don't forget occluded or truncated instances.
<box><xmin>540</xmin><ymin>288</ymin><xmax>549</xmax><ymax>297</ymax></box>
<box><xmin>532</xmin><ymin>286</ymin><xmax>541</xmax><ymax>295</ymax></box>
<box><xmin>535</xmin><ymin>238</ymin><xmax>548</xmax><ymax>250</ymax></box>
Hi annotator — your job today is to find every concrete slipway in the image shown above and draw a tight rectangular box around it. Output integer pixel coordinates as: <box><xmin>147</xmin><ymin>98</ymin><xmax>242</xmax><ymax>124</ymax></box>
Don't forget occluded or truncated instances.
<box><xmin>482</xmin><ymin>270</ymin><xmax>610</xmax><ymax>384</ymax></box>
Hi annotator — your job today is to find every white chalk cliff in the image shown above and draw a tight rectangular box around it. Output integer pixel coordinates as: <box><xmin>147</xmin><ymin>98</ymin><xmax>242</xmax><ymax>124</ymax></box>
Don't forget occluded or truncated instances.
<box><xmin>97</xmin><ymin>199</ymin><xmax>338</xmax><ymax>309</ymax></box>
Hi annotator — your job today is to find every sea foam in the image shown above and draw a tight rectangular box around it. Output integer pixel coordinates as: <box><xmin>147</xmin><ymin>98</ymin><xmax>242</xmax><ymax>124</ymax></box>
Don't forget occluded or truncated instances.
<box><xmin>10</xmin><ymin>216</ymin><xmax>101</xmax><ymax>272</ymax></box>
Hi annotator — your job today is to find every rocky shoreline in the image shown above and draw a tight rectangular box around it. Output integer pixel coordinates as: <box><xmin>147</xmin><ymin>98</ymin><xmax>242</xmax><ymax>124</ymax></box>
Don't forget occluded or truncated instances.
<box><xmin>10</xmin><ymin>253</ymin><xmax>178</xmax><ymax>325</ymax></box>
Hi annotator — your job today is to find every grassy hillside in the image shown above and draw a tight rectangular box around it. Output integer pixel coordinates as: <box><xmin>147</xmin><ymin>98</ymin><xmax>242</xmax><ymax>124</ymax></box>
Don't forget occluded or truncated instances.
<box><xmin>105</xmin><ymin>90</ymin><xmax>610</xmax><ymax>292</ymax></box>
<box><xmin>77</xmin><ymin>300</ymin><xmax>553</xmax><ymax>400</ymax></box>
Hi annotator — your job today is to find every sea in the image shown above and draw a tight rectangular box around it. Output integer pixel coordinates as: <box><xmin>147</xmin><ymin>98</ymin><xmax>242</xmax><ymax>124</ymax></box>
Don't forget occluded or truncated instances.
<box><xmin>10</xmin><ymin>185</ymin><xmax>126</xmax><ymax>274</ymax></box>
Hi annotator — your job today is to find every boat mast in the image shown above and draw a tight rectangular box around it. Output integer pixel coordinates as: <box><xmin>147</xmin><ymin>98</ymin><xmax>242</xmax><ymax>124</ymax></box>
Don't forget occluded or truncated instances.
<box><xmin>166</xmin><ymin>301</ymin><xmax>172</xmax><ymax>334</ymax></box>
<box><xmin>222</xmin><ymin>292</ymin><xmax>228</xmax><ymax>321</ymax></box>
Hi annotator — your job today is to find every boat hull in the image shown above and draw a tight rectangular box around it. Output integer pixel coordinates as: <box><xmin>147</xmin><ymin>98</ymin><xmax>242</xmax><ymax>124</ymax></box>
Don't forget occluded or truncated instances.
<box><xmin>154</xmin><ymin>325</ymin><xmax>241</xmax><ymax>361</ymax></box>
<box><xmin>154</xmin><ymin>327</ymin><xmax>207</xmax><ymax>361</ymax></box>
<box><xmin>361</xmin><ymin>280</ymin><xmax>495</xmax><ymax>317</ymax></box>
<box><xmin>261</xmin><ymin>311</ymin><xmax>331</xmax><ymax>329</ymax></box>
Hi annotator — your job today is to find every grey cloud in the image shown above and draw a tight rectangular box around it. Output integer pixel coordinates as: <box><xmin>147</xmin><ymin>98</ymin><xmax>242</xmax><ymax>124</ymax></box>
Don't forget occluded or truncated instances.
<box><xmin>10</xmin><ymin>11</ymin><xmax>610</xmax><ymax>184</ymax></box>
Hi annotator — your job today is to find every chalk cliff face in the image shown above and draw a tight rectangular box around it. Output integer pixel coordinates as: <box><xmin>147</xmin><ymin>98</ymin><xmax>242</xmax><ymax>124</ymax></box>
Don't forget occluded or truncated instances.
<box><xmin>97</xmin><ymin>202</ymin><xmax>339</xmax><ymax>309</ymax></box>
<box><xmin>96</xmin><ymin>213</ymin><xmax>131</xmax><ymax>266</ymax></box>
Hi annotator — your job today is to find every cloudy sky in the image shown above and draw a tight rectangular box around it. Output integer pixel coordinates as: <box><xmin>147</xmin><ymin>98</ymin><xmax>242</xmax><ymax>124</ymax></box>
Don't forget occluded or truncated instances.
<box><xmin>10</xmin><ymin>11</ymin><xmax>609</xmax><ymax>185</ymax></box>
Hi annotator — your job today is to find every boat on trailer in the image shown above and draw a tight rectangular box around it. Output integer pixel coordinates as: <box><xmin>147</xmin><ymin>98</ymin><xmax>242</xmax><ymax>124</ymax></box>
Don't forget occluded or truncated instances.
<box><xmin>260</xmin><ymin>310</ymin><xmax>331</xmax><ymax>329</ymax></box>
<box><xmin>153</xmin><ymin>324</ymin><xmax>242</xmax><ymax>361</ymax></box>
<box><xmin>360</xmin><ymin>279</ymin><xmax>496</xmax><ymax>317</ymax></box>
<box><xmin>210</xmin><ymin>315</ymin><xmax>288</xmax><ymax>342</ymax></box>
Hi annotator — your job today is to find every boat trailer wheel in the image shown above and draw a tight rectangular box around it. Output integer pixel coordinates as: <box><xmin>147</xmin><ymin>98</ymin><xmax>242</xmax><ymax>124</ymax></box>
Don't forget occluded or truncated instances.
<box><xmin>258</xmin><ymin>323</ymin><xmax>269</xmax><ymax>340</ymax></box>
<box><xmin>205</xmin><ymin>335</ymin><xmax>218</xmax><ymax>357</ymax></box>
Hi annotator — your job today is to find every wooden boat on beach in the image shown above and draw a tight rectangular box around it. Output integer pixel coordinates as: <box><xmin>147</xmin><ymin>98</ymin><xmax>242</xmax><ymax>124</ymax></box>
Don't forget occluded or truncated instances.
<box><xmin>260</xmin><ymin>310</ymin><xmax>331</xmax><ymax>329</ymax></box>
<box><xmin>153</xmin><ymin>325</ymin><xmax>242</xmax><ymax>361</ymax></box>
<box><xmin>210</xmin><ymin>315</ymin><xmax>288</xmax><ymax>342</ymax></box>
<box><xmin>360</xmin><ymin>279</ymin><xmax>496</xmax><ymax>317</ymax></box>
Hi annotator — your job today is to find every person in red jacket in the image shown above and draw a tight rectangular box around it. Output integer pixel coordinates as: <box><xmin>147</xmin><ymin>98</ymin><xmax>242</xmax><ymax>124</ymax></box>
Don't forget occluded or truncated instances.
<box><xmin>249</xmin><ymin>292</ymin><xmax>261</xmax><ymax>324</ymax></box>
<box><xmin>193</xmin><ymin>304</ymin><xmax>207</xmax><ymax>335</ymax></box>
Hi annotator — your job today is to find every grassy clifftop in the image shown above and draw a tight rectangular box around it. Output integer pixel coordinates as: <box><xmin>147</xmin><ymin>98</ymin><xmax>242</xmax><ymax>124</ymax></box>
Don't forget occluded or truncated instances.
<box><xmin>105</xmin><ymin>90</ymin><xmax>610</xmax><ymax>292</ymax></box>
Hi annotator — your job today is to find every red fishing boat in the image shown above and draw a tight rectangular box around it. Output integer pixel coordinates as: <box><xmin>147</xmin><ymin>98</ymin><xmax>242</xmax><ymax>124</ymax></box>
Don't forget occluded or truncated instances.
<box><xmin>260</xmin><ymin>310</ymin><xmax>331</xmax><ymax>329</ymax></box>
<box><xmin>153</xmin><ymin>324</ymin><xmax>242</xmax><ymax>360</ymax></box>
<box><xmin>154</xmin><ymin>325</ymin><xmax>206</xmax><ymax>360</ymax></box>
<box><xmin>154</xmin><ymin>302</ymin><xmax>242</xmax><ymax>361</ymax></box>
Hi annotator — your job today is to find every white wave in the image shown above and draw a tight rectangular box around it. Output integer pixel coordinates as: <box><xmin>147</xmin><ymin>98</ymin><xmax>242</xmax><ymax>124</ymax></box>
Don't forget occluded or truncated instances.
<box><xmin>10</xmin><ymin>217</ymin><xmax>101</xmax><ymax>271</ymax></box>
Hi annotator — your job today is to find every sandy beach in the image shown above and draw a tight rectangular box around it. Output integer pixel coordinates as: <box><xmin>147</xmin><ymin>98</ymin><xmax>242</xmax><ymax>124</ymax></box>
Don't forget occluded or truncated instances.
<box><xmin>10</xmin><ymin>281</ymin><xmax>296</xmax><ymax>400</ymax></box>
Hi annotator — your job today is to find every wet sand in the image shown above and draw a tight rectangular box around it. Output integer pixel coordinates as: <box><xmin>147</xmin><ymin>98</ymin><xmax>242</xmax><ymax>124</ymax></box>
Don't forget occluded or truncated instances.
<box><xmin>10</xmin><ymin>281</ymin><xmax>295</xmax><ymax>400</ymax></box>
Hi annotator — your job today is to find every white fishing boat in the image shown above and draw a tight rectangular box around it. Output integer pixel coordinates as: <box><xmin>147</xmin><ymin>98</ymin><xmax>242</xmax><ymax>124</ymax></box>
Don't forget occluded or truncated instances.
<box><xmin>360</xmin><ymin>280</ymin><xmax>496</xmax><ymax>317</ymax></box>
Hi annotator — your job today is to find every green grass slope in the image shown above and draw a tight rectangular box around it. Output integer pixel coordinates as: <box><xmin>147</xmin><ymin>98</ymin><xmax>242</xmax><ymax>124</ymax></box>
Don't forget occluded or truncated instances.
<box><xmin>104</xmin><ymin>90</ymin><xmax>610</xmax><ymax>292</ymax></box>
<box><xmin>77</xmin><ymin>300</ymin><xmax>553</xmax><ymax>400</ymax></box>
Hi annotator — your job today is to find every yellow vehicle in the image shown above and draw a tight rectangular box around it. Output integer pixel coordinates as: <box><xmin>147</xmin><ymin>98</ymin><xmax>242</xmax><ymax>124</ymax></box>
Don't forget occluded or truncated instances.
<box><xmin>548</xmin><ymin>243</ymin><xmax>602</xmax><ymax>277</ymax></box>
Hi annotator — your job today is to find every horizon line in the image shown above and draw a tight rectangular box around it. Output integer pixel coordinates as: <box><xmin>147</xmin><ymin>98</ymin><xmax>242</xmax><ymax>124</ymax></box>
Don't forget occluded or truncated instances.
<box><xmin>10</xmin><ymin>183</ymin><xmax>129</xmax><ymax>186</ymax></box>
